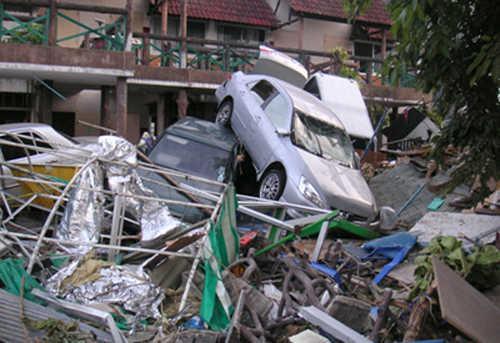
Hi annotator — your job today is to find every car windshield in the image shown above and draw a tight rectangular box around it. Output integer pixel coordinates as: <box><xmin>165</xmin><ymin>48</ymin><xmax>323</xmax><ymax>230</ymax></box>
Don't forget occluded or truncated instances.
<box><xmin>292</xmin><ymin>110</ymin><xmax>355</xmax><ymax>167</ymax></box>
<box><xmin>149</xmin><ymin>134</ymin><xmax>231</xmax><ymax>181</ymax></box>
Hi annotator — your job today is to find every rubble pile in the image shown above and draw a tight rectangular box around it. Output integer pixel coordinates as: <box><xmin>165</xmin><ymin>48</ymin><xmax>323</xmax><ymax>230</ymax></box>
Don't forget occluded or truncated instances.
<box><xmin>0</xmin><ymin>130</ymin><xmax>497</xmax><ymax>343</ymax></box>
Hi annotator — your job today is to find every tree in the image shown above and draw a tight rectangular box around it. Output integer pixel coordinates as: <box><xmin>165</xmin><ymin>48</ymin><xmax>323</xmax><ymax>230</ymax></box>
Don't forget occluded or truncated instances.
<box><xmin>349</xmin><ymin>0</ymin><xmax>500</xmax><ymax>195</ymax></box>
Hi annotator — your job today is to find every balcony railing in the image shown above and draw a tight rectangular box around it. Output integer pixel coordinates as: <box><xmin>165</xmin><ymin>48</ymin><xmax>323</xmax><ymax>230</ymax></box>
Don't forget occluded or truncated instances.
<box><xmin>0</xmin><ymin>0</ymin><xmax>417</xmax><ymax>88</ymax></box>
<box><xmin>0</xmin><ymin>0</ymin><xmax>130</xmax><ymax>49</ymax></box>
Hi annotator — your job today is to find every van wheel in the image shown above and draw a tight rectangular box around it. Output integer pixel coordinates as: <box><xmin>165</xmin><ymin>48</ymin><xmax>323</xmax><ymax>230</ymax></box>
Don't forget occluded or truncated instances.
<box><xmin>259</xmin><ymin>168</ymin><xmax>285</xmax><ymax>201</ymax></box>
<box><xmin>215</xmin><ymin>100</ymin><xmax>233</xmax><ymax>127</ymax></box>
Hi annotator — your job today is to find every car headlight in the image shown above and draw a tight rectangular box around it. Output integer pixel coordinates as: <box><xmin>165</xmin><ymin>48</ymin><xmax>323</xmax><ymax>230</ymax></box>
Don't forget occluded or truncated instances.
<box><xmin>298</xmin><ymin>176</ymin><xmax>325</xmax><ymax>208</ymax></box>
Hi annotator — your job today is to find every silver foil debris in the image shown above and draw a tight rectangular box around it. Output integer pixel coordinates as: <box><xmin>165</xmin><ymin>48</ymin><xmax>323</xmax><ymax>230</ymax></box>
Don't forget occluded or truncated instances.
<box><xmin>46</xmin><ymin>260</ymin><xmax>164</xmax><ymax>320</ymax></box>
<box><xmin>56</xmin><ymin>135</ymin><xmax>182</xmax><ymax>250</ymax></box>
<box><xmin>98</xmin><ymin>136</ymin><xmax>183</xmax><ymax>244</ymax></box>
<box><xmin>56</xmin><ymin>162</ymin><xmax>105</xmax><ymax>255</ymax></box>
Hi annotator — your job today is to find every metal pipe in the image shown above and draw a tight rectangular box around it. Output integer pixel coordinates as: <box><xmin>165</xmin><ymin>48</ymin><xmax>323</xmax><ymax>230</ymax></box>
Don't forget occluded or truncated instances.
<box><xmin>0</xmin><ymin>231</ymin><xmax>195</xmax><ymax>258</ymax></box>
<box><xmin>178</xmin><ymin>185</ymin><xmax>227</xmax><ymax>313</ymax></box>
<box><xmin>180</xmin><ymin>184</ymin><xmax>296</xmax><ymax>233</ymax></box>
<box><xmin>0</xmin><ymin>174</ymin><xmax>215</xmax><ymax>209</ymax></box>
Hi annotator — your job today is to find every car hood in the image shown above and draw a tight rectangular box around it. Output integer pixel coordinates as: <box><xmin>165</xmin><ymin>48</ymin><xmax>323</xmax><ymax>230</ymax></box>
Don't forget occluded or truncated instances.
<box><xmin>297</xmin><ymin>149</ymin><xmax>377</xmax><ymax>219</ymax></box>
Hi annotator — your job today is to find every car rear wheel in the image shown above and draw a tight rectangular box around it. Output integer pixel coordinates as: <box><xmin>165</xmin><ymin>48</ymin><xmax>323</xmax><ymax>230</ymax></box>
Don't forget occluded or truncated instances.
<box><xmin>215</xmin><ymin>100</ymin><xmax>232</xmax><ymax>127</ymax></box>
<box><xmin>259</xmin><ymin>168</ymin><xmax>285</xmax><ymax>201</ymax></box>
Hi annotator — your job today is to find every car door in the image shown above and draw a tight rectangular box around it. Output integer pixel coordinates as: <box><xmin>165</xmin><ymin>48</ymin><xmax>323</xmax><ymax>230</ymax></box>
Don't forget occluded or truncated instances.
<box><xmin>247</xmin><ymin>81</ymin><xmax>293</xmax><ymax>169</ymax></box>
<box><xmin>236</xmin><ymin>79</ymin><xmax>274</xmax><ymax>167</ymax></box>
<box><xmin>256</xmin><ymin>91</ymin><xmax>293</xmax><ymax>167</ymax></box>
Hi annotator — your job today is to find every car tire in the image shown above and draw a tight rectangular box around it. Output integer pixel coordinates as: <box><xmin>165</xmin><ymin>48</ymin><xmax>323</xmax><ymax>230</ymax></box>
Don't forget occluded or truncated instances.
<box><xmin>259</xmin><ymin>168</ymin><xmax>285</xmax><ymax>201</ymax></box>
<box><xmin>215</xmin><ymin>100</ymin><xmax>233</xmax><ymax>127</ymax></box>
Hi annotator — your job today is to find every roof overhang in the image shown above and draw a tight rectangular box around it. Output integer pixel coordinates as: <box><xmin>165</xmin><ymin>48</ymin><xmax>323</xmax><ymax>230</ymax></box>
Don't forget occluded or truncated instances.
<box><xmin>0</xmin><ymin>62</ymin><xmax>134</xmax><ymax>86</ymax></box>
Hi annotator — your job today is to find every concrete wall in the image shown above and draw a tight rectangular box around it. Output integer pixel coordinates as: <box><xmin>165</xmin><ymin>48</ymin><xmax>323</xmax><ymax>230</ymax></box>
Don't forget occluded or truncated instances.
<box><xmin>270</xmin><ymin>17</ymin><xmax>352</xmax><ymax>53</ymax></box>
<box><xmin>52</xmin><ymin>89</ymin><xmax>101</xmax><ymax>136</ymax></box>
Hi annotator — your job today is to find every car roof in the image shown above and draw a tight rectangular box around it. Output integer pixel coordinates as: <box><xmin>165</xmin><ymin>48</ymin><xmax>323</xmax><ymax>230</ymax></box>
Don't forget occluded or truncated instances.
<box><xmin>166</xmin><ymin>117</ymin><xmax>238</xmax><ymax>152</ymax></box>
<box><xmin>0</xmin><ymin>123</ymin><xmax>52</xmax><ymax>132</ymax></box>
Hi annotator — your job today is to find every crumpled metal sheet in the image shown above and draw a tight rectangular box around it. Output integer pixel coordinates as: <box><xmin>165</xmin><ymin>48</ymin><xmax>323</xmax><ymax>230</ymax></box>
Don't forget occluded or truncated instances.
<box><xmin>46</xmin><ymin>259</ymin><xmax>164</xmax><ymax>320</ymax></box>
<box><xmin>99</xmin><ymin>136</ymin><xmax>182</xmax><ymax>244</ymax></box>
<box><xmin>56</xmin><ymin>162</ymin><xmax>105</xmax><ymax>255</ymax></box>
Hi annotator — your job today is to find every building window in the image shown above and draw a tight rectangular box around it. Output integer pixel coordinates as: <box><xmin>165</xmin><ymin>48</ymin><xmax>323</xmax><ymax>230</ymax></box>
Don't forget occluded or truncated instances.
<box><xmin>353</xmin><ymin>41</ymin><xmax>374</xmax><ymax>73</ymax></box>
<box><xmin>152</xmin><ymin>17</ymin><xmax>206</xmax><ymax>39</ymax></box>
<box><xmin>187</xmin><ymin>21</ymin><xmax>206</xmax><ymax>39</ymax></box>
<box><xmin>217</xmin><ymin>25</ymin><xmax>264</xmax><ymax>43</ymax></box>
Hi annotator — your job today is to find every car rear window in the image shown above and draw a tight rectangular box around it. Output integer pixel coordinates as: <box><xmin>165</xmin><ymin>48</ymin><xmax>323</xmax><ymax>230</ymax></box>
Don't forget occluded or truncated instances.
<box><xmin>250</xmin><ymin>80</ymin><xmax>275</xmax><ymax>104</ymax></box>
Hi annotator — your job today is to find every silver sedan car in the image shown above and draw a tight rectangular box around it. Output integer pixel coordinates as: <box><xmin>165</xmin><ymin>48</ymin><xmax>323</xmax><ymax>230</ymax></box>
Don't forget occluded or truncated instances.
<box><xmin>215</xmin><ymin>72</ymin><xmax>377</xmax><ymax>220</ymax></box>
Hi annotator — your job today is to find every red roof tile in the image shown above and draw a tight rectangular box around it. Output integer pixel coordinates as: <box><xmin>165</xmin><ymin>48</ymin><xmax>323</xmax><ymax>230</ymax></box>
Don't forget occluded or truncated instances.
<box><xmin>165</xmin><ymin>0</ymin><xmax>277</xmax><ymax>28</ymax></box>
<box><xmin>288</xmin><ymin>0</ymin><xmax>391</xmax><ymax>26</ymax></box>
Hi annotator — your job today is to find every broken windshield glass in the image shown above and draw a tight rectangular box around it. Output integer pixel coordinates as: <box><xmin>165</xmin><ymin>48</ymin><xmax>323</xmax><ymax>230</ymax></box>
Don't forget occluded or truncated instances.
<box><xmin>292</xmin><ymin>110</ymin><xmax>355</xmax><ymax>168</ymax></box>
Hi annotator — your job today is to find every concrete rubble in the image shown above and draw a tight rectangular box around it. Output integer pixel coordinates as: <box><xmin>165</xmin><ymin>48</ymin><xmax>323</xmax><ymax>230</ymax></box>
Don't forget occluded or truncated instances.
<box><xmin>0</xmin><ymin>126</ymin><xmax>497</xmax><ymax>343</ymax></box>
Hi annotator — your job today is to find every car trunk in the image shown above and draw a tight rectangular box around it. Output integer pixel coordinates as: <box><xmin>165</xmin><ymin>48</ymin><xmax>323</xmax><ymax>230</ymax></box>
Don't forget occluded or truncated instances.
<box><xmin>250</xmin><ymin>46</ymin><xmax>308</xmax><ymax>88</ymax></box>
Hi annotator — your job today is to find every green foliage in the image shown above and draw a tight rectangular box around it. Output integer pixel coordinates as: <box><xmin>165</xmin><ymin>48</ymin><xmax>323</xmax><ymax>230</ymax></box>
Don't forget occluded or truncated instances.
<box><xmin>342</xmin><ymin>0</ymin><xmax>373</xmax><ymax>22</ymax></box>
<box><xmin>330</xmin><ymin>47</ymin><xmax>360</xmax><ymax>80</ymax></box>
<box><xmin>383</xmin><ymin>0</ymin><xmax>500</xmax><ymax>193</ymax></box>
<box><xmin>411</xmin><ymin>236</ymin><xmax>500</xmax><ymax>299</ymax></box>
<box><xmin>9</xmin><ymin>23</ymin><xmax>45</xmax><ymax>44</ymax></box>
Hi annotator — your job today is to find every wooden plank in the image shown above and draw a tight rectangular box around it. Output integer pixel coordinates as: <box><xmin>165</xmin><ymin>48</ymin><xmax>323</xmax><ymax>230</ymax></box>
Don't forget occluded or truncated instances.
<box><xmin>432</xmin><ymin>256</ymin><xmax>500</xmax><ymax>343</ymax></box>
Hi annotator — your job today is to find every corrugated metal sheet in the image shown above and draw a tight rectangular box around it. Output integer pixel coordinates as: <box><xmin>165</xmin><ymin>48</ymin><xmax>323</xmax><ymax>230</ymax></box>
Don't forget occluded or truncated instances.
<box><xmin>0</xmin><ymin>289</ymin><xmax>112</xmax><ymax>342</ymax></box>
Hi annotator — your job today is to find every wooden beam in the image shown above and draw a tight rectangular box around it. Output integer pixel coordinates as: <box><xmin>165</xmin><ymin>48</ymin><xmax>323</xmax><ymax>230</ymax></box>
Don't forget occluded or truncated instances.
<box><xmin>179</xmin><ymin>0</ymin><xmax>187</xmax><ymax>68</ymax></box>
<box><xmin>381</xmin><ymin>30</ymin><xmax>387</xmax><ymax>60</ymax></box>
<box><xmin>124</xmin><ymin>0</ymin><xmax>132</xmax><ymax>51</ymax></box>
<box><xmin>161</xmin><ymin>0</ymin><xmax>168</xmax><ymax>35</ymax></box>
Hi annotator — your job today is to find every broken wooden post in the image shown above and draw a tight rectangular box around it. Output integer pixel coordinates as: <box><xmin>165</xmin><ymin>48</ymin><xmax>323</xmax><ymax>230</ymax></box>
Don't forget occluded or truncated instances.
<box><xmin>403</xmin><ymin>283</ymin><xmax>435</xmax><ymax>342</ymax></box>
<box><xmin>176</xmin><ymin>89</ymin><xmax>189</xmax><ymax>119</ymax></box>
<box><xmin>369</xmin><ymin>289</ymin><xmax>393</xmax><ymax>342</ymax></box>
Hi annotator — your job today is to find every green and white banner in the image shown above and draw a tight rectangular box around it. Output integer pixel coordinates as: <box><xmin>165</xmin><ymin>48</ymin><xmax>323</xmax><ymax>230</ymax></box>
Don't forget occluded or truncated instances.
<box><xmin>200</xmin><ymin>184</ymin><xmax>239</xmax><ymax>330</ymax></box>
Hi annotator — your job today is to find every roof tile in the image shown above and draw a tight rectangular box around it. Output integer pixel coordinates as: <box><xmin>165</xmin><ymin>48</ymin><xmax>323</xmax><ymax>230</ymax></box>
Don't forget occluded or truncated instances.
<box><xmin>288</xmin><ymin>0</ymin><xmax>391</xmax><ymax>26</ymax></box>
<box><xmin>166</xmin><ymin>0</ymin><xmax>277</xmax><ymax>28</ymax></box>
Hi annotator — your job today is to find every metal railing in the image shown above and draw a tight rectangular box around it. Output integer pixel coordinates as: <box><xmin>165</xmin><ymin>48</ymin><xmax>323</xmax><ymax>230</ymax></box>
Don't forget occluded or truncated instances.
<box><xmin>0</xmin><ymin>0</ymin><xmax>130</xmax><ymax>50</ymax></box>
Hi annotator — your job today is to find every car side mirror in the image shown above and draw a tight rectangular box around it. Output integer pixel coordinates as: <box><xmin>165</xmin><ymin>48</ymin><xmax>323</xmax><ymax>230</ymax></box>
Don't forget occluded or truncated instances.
<box><xmin>275</xmin><ymin>129</ymin><xmax>291</xmax><ymax>137</ymax></box>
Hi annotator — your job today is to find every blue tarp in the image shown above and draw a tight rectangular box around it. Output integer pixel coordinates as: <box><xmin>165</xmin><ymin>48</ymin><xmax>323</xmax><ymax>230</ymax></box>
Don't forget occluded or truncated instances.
<box><xmin>362</xmin><ymin>232</ymin><xmax>416</xmax><ymax>284</ymax></box>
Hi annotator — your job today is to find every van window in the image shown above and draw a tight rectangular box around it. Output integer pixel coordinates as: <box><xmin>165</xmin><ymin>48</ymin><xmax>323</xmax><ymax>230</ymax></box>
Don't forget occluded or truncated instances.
<box><xmin>250</xmin><ymin>80</ymin><xmax>275</xmax><ymax>105</ymax></box>
<box><xmin>263</xmin><ymin>93</ymin><xmax>290</xmax><ymax>131</ymax></box>
<box><xmin>0</xmin><ymin>133</ymin><xmax>34</xmax><ymax>160</ymax></box>
<box><xmin>304</xmin><ymin>78</ymin><xmax>321</xmax><ymax>99</ymax></box>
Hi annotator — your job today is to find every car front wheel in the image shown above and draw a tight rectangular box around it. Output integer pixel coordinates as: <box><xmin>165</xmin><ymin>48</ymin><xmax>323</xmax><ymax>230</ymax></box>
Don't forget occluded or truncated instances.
<box><xmin>215</xmin><ymin>100</ymin><xmax>232</xmax><ymax>127</ymax></box>
<box><xmin>259</xmin><ymin>168</ymin><xmax>285</xmax><ymax>201</ymax></box>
